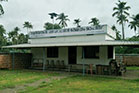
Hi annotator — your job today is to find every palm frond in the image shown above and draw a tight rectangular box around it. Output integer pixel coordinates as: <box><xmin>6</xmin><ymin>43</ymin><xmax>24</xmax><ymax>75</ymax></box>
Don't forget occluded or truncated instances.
<box><xmin>124</xmin><ymin>11</ymin><xmax>130</xmax><ymax>16</ymax></box>
<box><xmin>0</xmin><ymin>4</ymin><xmax>4</xmax><ymax>15</ymax></box>
<box><xmin>113</xmin><ymin>7</ymin><xmax>118</xmax><ymax>10</ymax></box>
<box><xmin>112</xmin><ymin>11</ymin><xmax>119</xmax><ymax>17</ymax></box>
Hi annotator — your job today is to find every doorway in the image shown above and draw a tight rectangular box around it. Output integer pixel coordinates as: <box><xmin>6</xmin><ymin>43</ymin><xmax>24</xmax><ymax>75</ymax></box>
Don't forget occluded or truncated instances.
<box><xmin>68</xmin><ymin>47</ymin><xmax>77</xmax><ymax>64</ymax></box>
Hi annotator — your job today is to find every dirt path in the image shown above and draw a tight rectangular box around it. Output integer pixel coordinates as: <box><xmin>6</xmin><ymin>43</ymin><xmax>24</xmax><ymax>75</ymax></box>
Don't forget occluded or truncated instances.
<box><xmin>0</xmin><ymin>72</ymin><xmax>75</xmax><ymax>93</ymax></box>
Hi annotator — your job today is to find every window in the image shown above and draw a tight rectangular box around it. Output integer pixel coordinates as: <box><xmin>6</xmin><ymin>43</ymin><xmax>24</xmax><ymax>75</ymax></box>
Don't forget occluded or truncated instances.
<box><xmin>108</xmin><ymin>46</ymin><xmax>113</xmax><ymax>58</ymax></box>
<box><xmin>83</xmin><ymin>46</ymin><xmax>99</xmax><ymax>58</ymax></box>
<box><xmin>47</xmin><ymin>47</ymin><xmax>58</xmax><ymax>58</ymax></box>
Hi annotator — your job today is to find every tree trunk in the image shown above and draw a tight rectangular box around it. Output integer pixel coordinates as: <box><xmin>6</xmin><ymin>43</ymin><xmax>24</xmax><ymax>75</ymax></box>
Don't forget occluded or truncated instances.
<box><xmin>134</xmin><ymin>30</ymin><xmax>136</xmax><ymax>36</ymax></box>
<box><xmin>27</xmin><ymin>28</ymin><xmax>29</xmax><ymax>34</ymax></box>
<box><xmin>122</xmin><ymin>21</ymin><xmax>125</xmax><ymax>40</ymax></box>
<box><xmin>52</xmin><ymin>18</ymin><xmax>54</xmax><ymax>29</ymax></box>
<box><xmin>138</xmin><ymin>27</ymin><xmax>139</xmax><ymax>36</ymax></box>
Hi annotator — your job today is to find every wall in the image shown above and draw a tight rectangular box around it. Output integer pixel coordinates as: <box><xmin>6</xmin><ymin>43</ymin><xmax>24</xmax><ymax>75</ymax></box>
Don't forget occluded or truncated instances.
<box><xmin>77</xmin><ymin>46</ymin><xmax>112</xmax><ymax>65</ymax></box>
<box><xmin>32</xmin><ymin>46</ymin><xmax>113</xmax><ymax>66</ymax></box>
<box><xmin>116</xmin><ymin>54</ymin><xmax>139</xmax><ymax>66</ymax></box>
<box><xmin>0</xmin><ymin>53</ymin><xmax>32</xmax><ymax>69</ymax></box>
<box><xmin>29</xmin><ymin>34</ymin><xmax>106</xmax><ymax>44</ymax></box>
<box><xmin>105</xmin><ymin>35</ymin><xmax>115</xmax><ymax>40</ymax></box>
<box><xmin>31</xmin><ymin>47</ymin><xmax>68</xmax><ymax>65</ymax></box>
<box><xmin>106</xmin><ymin>26</ymin><xmax>116</xmax><ymax>39</ymax></box>
<box><xmin>0</xmin><ymin>54</ymin><xmax>11</xmax><ymax>69</ymax></box>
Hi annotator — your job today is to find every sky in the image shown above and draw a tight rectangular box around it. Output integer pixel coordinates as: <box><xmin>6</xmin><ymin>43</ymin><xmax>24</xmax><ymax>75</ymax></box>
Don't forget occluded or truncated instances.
<box><xmin>1</xmin><ymin>0</ymin><xmax>139</xmax><ymax>37</ymax></box>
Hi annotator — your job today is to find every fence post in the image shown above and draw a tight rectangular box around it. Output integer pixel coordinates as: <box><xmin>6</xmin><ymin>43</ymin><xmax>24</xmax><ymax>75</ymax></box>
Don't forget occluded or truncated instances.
<box><xmin>82</xmin><ymin>47</ymin><xmax>85</xmax><ymax>76</ymax></box>
<box><xmin>43</xmin><ymin>48</ymin><xmax>46</xmax><ymax>72</ymax></box>
<box><xmin>10</xmin><ymin>49</ymin><xmax>15</xmax><ymax>70</ymax></box>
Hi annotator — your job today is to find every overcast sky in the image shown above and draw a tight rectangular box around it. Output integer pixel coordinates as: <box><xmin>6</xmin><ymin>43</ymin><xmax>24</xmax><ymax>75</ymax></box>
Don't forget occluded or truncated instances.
<box><xmin>1</xmin><ymin>0</ymin><xmax>139</xmax><ymax>37</ymax></box>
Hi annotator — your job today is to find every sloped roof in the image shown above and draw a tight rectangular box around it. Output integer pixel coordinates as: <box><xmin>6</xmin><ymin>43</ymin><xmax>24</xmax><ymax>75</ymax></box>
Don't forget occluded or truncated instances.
<box><xmin>2</xmin><ymin>40</ymin><xmax>139</xmax><ymax>48</ymax></box>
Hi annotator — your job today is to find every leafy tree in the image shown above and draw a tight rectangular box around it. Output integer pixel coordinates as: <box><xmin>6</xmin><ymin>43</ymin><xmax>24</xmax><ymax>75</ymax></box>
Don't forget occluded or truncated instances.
<box><xmin>128</xmin><ymin>14</ymin><xmax>139</xmax><ymax>36</ymax></box>
<box><xmin>74</xmin><ymin>19</ymin><xmax>81</xmax><ymax>27</ymax></box>
<box><xmin>111</xmin><ymin>25</ymin><xmax>121</xmax><ymax>40</ymax></box>
<box><xmin>44</xmin><ymin>22</ymin><xmax>61</xmax><ymax>30</ymax></box>
<box><xmin>112</xmin><ymin>0</ymin><xmax>131</xmax><ymax>39</ymax></box>
<box><xmin>18</xmin><ymin>33</ymin><xmax>28</xmax><ymax>44</ymax></box>
<box><xmin>0</xmin><ymin>0</ymin><xmax>8</xmax><ymax>16</ymax></box>
<box><xmin>56</xmin><ymin>13</ymin><xmax>70</xmax><ymax>28</ymax></box>
<box><xmin>8</xmin><ymin>27</ymin><xmax>20</xmax><ymax>45</ymax></box>
<box><xmin>115</xmin><ymin>36</ymin><xmax>139</xmax><ymax>54</ymax></box>
<box><xmin>128</xmin><ymin>35</ymin><xmax>139</xmax><ymax>41</ymax></box>
<box><xmin>0</xmin><ymin>24</ymin><xmax>7</xmax><ymax>47</ymax></box>
<box><xmin>0</xmin><ymin>24</ymin><xmax>5</xmax><ymax>36</ymax></box>
<box><xmin>88</xmin><ymin>17</ymin><xmax>100</xmax><ymax>26</ymax></box>
<box><xmin>23</xmin><ymin>21</ymin><xmax>33</xmax><ymax>33</ymax></box>
<box><xmin>49</xmin><ymin>12</ymin><xmax>58</xmax><ymax>24</ymax></box>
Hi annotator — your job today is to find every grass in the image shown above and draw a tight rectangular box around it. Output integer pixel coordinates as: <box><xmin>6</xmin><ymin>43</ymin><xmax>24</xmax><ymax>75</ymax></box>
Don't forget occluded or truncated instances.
<box><xmin>127</xmin><ymin>66</ymin><xmax>139</xmax><ymax>70</ymax></box>
<box><xmin>21</xmin><ymin>76</ymin><xmax>139</xmax><ymax>93</ymax></box>
<box><xmin>0</xmin><ymin>69</ymin><xmax>139</xmax><ymax>93</ymax></box>
<box><xmin>0</xmin><ymin>70</ymin><xmax>58</xmax><ymax>90</ymax></box>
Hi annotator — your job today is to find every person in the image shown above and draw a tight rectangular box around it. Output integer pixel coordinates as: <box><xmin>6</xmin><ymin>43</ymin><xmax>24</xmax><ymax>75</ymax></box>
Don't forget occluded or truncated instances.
<box><xmin>109</xmin><ymin>59</ymin><xmax>119</xmax><ymax>76</ymax></box>
<box><xmin>86</xmin><ymin>64</ymin><xmax>93</xmax><ymax>75</ymax></box>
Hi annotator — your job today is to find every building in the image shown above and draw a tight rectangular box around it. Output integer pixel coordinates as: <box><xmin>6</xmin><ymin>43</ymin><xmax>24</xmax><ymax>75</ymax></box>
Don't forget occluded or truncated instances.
<box><xmin>3</xmin><ymin>25</ymin><xmax>139</xmax><ymax>73</ymax></box>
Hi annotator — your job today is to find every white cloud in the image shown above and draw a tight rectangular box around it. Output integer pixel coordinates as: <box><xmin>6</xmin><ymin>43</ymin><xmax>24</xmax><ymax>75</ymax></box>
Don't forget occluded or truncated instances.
<box><xmin>1</xmin><ymin>0</ymin><xmax>139</xmax><ymax>37</ymax></box>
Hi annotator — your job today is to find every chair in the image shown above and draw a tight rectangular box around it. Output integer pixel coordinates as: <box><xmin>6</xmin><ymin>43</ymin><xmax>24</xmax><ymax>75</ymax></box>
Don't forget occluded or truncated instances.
<box><xmin>102</xmin><ymin>65</ymin><xmax>110</xmax><ymax>75</ymax></box>
<box><xmin>50</xmin><ymin>60</ymin><xmax>55</xmax><ymax>70</ymax></box>
<box><xmin>38</xmin><ymin>58</ymin><xmax>43</xmax><ymax>67</ymax></box>
<box><xmin>86</xmin><ymin>64</ymin><xmax>93</xmax><ymax>75</ymax></box>
<box><xmin>32</xmin><ymin>58</ymin><xmax>39</xmax><ymax>67</ymax></box>
<box><xmin>45</xmin><ymin>60</ymin><xmax>50</xmax><ymax>69</ymax></box>
<box><xmin>33</xmin><ymin>58</ymin><xmax>39</xmax><ymax>63</ymax></box>
<box><xmin>60</xmin><ymin>60</ymin><xmax>66</xmax><ymax>69</ymax></box>
<box><xmin>56</xmin><ymin>60</ymin><xmax>60</xmax><ymax>70</ymax></box>
<box><xmin>38</xmin><ymin>59</ymin><xmax>43</xmax><ymax>63</ymax></box>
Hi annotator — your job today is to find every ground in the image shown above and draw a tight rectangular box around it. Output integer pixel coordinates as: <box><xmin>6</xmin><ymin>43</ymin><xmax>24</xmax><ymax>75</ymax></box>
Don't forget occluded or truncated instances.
<box><xmin>0</xmin><ymin>67</ymin><xmax>139</xmax><ymax>93</ymax></box>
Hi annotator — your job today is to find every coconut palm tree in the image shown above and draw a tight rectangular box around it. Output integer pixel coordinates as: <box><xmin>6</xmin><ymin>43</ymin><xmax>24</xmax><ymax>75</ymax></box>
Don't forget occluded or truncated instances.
<box><xmin>74</xmin><ymin>19</ymin><xmax>81</xmax><ymax>27</ymax></box>
<box><xmin>112</xmin><ymin>0</ymin><xmax>131</xmax><ymax>39</ymax></box>
<box><xmin>88</xmin><ymin>17</ymin><xmax>100</xmax><ymax>26</ymax></box>
<box><xmin>128</xmin><ymin>14</ymin><xmax>139</xmax><ymax>36</ymax></box>
<box><xmin>23</xmin><ymin>21</ymin><xmax>33</xmax><ymax>33</ymax></box>
<box><xmin>56</xmin><ymin>13</ymin><xmax>70</xmax><ymax>28</ymax></box>
<box><xmin>111</xmin><ymin>25</ymin><xmax>121</xmax><ymax>40</ymax></box>
<box><xmin>116</xmin><ymin>14</ymin><xmax>128</xmax><ymax>24</ymax></box>
<box><xmin>49</xmin><ymin>12</ymin><xmax>58</xmax><ymax>24</ymax></box>
<box><xmin>0</xmin><ymin>0</ymin><xmax>8</xmax><ymax>16</ymax></box>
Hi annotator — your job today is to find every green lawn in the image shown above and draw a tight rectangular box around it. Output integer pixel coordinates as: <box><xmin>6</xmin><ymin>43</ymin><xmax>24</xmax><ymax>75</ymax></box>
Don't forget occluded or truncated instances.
<box><xmin>0</xmin><ymin>70</ymin><xmax>139</xmax><ymax>93</ymax></box>
<box><xmin>127</xmin><ymin>66</ymin><xmax>139</xmax><ymax>70</ymax></box>
<box><xmin>21</xmin><ymin>76</ymin><xmax>139</xmax><ymax>93</ymax></box>
<box><xmin>0</xmin><ymin>70</ymin><xmax>58</xmax><ymax>90</ymax></box>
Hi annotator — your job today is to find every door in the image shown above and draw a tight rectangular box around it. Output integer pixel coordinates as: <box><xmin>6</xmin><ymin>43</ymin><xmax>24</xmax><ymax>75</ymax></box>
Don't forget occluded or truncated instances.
<box><xmin>68</xmin><ymin>46</ymin><xmax>77</xmax><ymax>64</ymax></box>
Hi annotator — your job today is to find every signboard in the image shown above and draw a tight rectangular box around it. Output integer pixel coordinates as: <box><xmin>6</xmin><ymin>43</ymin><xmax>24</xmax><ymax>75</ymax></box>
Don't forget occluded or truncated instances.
<box><xmin>29</xmin><ymin>25</ymin><xmax>107</xmax><ymax>38</ymax></box>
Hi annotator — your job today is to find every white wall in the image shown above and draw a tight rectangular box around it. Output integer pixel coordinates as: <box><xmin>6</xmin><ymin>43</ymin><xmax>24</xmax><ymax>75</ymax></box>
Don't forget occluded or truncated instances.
<box><xmin>31</xmin><ymin>46</ymin><xmax>113</xmax><ymax>66</ymax></box>
<box><xmin>105</xmin><ymin>35</ymin><xmax>115</xmax><ymax>40</ymax></box>
<box><xmin>77</xmin><ymin>46</ymin><xmax>111</xmax><ymax>66</ymax></box>
<box><xmin>31</xmin><ymin>47</ymin><xmax>69</xmax><ymax>65</ymax></box>
<box><xmin>29</xmin><ymin>34</ymin><xmax>106</xmax><ymax>44</ymax></box>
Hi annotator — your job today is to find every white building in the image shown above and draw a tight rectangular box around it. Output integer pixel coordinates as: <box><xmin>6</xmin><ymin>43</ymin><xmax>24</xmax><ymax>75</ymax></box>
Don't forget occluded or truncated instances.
<box><xmin>3</xmin><ymin>25</ymin><xmax>139</xmax><ymax>72</ymax></box>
